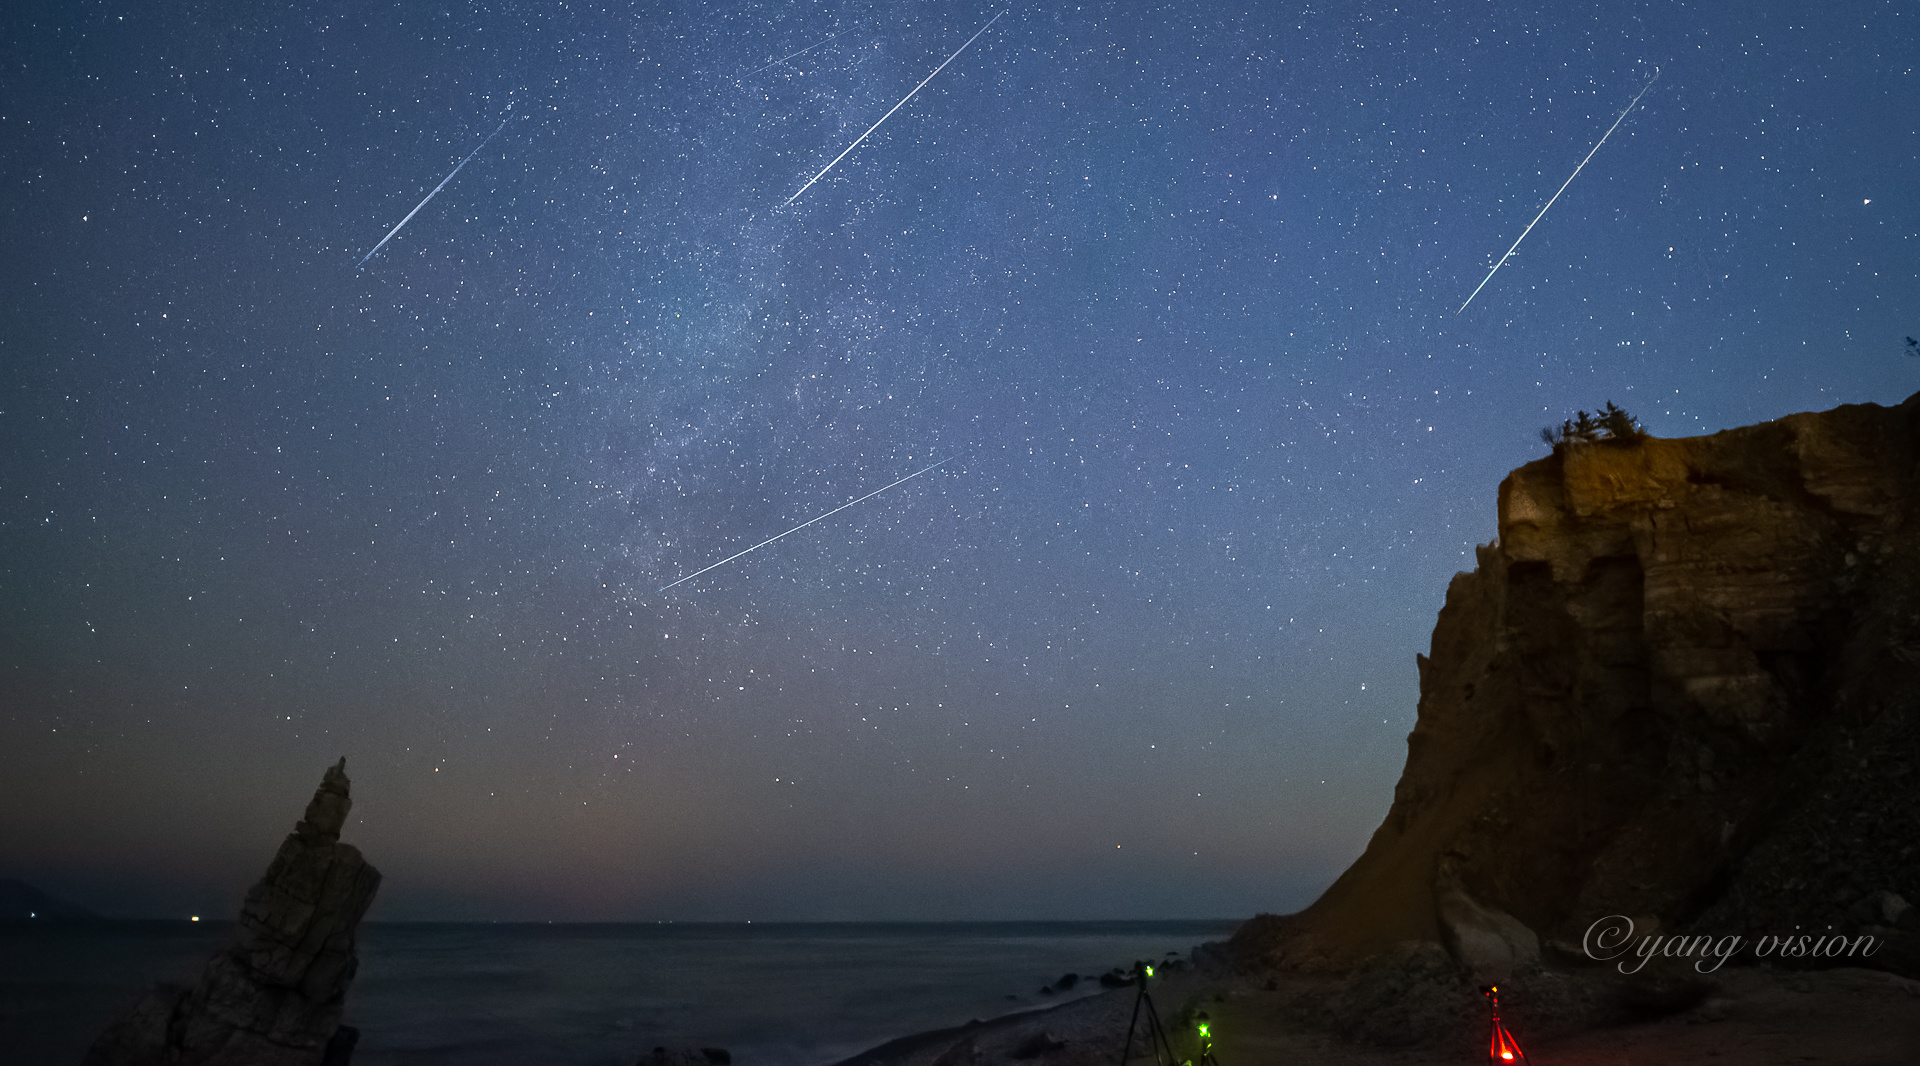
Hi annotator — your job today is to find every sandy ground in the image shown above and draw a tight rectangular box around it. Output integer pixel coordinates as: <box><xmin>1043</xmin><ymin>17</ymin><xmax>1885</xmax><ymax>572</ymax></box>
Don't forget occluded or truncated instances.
<box><xmin>1208</xmin><ymin>967</ymin><xmax>1920</xmax><ymax>1066</ymax></box>
<box><xmin>841</xmin><ymin>966</ymin><xmax>1920</xmax><ymax>1066</ymax></box>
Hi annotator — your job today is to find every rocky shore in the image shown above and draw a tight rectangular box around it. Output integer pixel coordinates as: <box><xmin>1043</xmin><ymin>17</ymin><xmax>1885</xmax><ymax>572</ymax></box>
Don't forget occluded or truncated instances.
<box><xmin>836</xmin><ymin>956</ymin><xmax>1919</xmax><ymax>1066</ymax></box>
<box><xmin>847</xmin><ymin>391</ymin><xmax>1920</xmax><ymax>1066</ymax></box>
<box><xmin>59</xmin><ymin>393</ymin><xmax>1920</xmax><ymax>1066</ymax></box>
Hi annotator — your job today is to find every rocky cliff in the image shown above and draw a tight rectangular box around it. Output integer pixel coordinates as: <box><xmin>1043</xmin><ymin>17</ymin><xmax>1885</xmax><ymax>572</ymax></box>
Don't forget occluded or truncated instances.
<box><xmin>86</xmin><ymin>759</ymin><xmax>381</xmax><ymax>1066</ymax></box>
<box><xmin>1235</xmin><ymin>392</ymin><xmax>1920</xmax><ymax>976</ymax></box>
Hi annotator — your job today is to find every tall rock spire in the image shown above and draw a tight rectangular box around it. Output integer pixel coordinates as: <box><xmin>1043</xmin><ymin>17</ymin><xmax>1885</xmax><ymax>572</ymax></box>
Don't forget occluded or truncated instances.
<box><xmin>86</xmin><ymin>759</ymin><xmax>382</xmax><ymax>1066</ymax></box>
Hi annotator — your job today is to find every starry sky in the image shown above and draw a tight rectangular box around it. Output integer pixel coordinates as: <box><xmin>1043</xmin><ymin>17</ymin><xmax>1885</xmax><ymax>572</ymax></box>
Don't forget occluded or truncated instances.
<box><xmin>2</xmin><ymin>0</ymin><xmax>1915</xmax><ymax>922</ymax></box>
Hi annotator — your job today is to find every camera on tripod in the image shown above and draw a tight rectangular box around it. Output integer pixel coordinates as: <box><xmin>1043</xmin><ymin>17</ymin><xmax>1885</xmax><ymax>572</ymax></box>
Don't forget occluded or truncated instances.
<box><xmin>1117</xmin><ymin>960</ymin><xmax>1220</xmax><ymax>1066</ymax></box>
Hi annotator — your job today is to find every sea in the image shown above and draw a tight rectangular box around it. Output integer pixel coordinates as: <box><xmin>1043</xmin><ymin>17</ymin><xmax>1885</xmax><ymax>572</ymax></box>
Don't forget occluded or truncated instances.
<box><xmin>1</xmin><ymin>919</ymin><xmax>1240</xmax><ymax>1066</ymax></box>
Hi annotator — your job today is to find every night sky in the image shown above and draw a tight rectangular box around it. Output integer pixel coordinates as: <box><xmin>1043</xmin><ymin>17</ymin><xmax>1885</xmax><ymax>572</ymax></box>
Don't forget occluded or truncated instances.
<box><xmin>3</xmin><ymin>1</ymin><xmax>1915</xmax><ymax>922</ymax></box>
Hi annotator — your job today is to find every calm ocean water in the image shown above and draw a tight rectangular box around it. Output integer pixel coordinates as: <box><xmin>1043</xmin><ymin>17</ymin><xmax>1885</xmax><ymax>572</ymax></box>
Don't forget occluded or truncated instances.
<box><xmin>1</xmin><ymin>920</ymin><xmax>1239</xmax><ymax>1066</ymax></box>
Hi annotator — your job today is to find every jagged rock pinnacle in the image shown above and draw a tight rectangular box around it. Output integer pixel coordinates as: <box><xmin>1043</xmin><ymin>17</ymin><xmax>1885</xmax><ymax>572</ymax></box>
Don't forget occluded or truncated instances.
<box><xmin>299</xmin><ymin>757</ymin><xmax>352</xmax><ymax>841</ymax></box>
<box><xmin>85</xmin><ymin>760</ymin><xmax>382</xmax><ymax>1066</ymax></box>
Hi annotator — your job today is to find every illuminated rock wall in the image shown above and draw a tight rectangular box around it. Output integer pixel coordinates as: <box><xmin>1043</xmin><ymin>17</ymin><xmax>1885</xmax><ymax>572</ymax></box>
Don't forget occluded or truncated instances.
<box><xmin>1236</xmin><ymin>392</ymin><xmax>1920</xmax><ymax>974</ymax></box>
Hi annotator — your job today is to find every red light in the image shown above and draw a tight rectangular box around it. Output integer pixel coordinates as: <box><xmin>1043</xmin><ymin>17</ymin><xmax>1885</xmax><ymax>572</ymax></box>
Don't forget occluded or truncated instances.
<box><xmin>1484</xmin><ymin>985</ymin><xmax>1527</xmax><ymax>1064</ymax></box>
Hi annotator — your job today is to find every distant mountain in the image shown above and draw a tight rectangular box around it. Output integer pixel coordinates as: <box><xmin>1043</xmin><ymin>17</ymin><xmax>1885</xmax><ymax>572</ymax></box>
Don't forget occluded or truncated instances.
<box><xmin>0</xmin><ymin>878</ymin><xmax>102</xmax><ymax>921</ymax></box>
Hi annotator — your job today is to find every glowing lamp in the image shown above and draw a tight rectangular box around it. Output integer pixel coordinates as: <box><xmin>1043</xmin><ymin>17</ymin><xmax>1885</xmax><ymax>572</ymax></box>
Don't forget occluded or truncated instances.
<box><xmin>1482</xmin><ymin>985</ymin><xmax>1527</xmax><ymax>1064</ymax></box>
<box><xmin>1192</xmin><ymin>1010</ymin><xmax>1217</xmax><ymax>1066</ymax></box>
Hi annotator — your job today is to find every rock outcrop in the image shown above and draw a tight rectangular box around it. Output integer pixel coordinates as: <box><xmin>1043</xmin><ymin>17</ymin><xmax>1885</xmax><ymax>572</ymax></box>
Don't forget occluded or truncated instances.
<box><xmin>86</xmin><ymin>758</ymin><xmax>382</xmax><ymax>1066</ymax></box>
<box><xmin>1235</xmin><ymin>392</ymin><xmax>1920</xmax><ymax>976</ymax></box>
<box><xmin>1432</xmin><ymin>862</ymin><xmax>1539</xmax><ymax>981</ymax></box>
<box><xmin>636</xmin><ymin>1049</ymin><xmax>734</xmax><ymax>1066</ymax></box>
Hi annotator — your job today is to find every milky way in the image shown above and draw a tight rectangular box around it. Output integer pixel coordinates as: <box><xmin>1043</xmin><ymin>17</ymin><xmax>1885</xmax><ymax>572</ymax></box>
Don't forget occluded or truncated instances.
<box><xmin>2</xmin><ymin>0</ymin><xmax>1915</xmax><ymax>921</ymax></box>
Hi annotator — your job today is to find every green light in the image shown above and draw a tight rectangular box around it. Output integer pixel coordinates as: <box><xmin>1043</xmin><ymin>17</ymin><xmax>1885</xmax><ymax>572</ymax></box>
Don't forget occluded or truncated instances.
<box><xmin>1198</xmin><ymin>1023</ymin><xmax>1211</xmax><ymax>1039</ymax></box>
<box><xmin>1144</xmin><ymin>965</ymin><xmax>1155</xmax><ymax>978</ymax></box>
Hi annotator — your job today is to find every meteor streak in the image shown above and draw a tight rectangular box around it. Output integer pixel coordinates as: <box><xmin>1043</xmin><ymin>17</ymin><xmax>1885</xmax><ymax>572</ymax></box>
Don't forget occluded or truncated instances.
<box><xmin>784</xmin><ymin>10</ymin><xmax>1004</xmax><ymax>206</ymax></box>
<box><xmin>741</xmin><ymin>27</ymin><xmax>851</xmax><ymax>79</ymax></box>
<box><xmin>1457</xmin><ymin>69</ymin><xmax>1660</xmax><ymax>316</ymax></box>
<box><xmin>658</xmin><ymin>455</ymin><xmax>959</xmax><ymax>593</ymax></box>
<box><xmin>356</xmin><ymin>110</ymin><xmax>512</xmax><ymax>270</ymax></box>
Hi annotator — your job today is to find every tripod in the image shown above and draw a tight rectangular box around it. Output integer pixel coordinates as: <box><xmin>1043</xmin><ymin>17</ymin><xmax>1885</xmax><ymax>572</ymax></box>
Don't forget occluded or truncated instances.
<box><xmin>1482</xmin><ymin>985</ymin><xmax>1527</xmax><ymax>1064</ymax></box>
<box><xmin>1117</xmin><ymin>961</ymin><xmax>1179</xmax><ymax>1066</ymax></box>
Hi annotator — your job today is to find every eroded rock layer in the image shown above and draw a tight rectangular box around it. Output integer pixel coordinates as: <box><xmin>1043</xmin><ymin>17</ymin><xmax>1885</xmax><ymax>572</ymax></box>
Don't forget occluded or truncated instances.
<box><xmin>1236</xmin><ymin>392</ymin><xmax>1920</xmax><ymax>973</ymax></box>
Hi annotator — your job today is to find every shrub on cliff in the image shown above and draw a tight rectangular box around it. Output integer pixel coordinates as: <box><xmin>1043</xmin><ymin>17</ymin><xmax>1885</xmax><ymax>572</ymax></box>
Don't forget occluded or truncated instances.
<box><xmin>1540</xmin><ymin>401</ymin><xmax>1645</xmax><ymax>450</ymax></box>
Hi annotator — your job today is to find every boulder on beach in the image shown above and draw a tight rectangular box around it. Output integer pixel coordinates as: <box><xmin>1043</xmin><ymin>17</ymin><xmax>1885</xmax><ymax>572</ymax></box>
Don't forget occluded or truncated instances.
<box><xmin>636</xmin><ymin>1048</ymin><xmax>732</xmax><ymax>1066</ymax></box>
<box><xmin>1433</xmin><ymin>862</ymin><xmax>1539</xmax><ymax>981</ymax></box>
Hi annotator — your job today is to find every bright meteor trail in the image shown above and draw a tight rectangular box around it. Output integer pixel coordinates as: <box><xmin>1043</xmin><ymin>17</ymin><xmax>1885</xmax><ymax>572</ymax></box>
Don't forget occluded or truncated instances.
<box><xmin>1457</xmin><ymin>69</ymin><xmax>1660</xmax><ymax>316</ymax></box>
<box><xmin>784</xmin><ymin>10</ymin><xmax>1004</xmax><ymax>206</ymax></box>
<box><xmin>356</xmin><ymin>111</ymin><xmax>511</xmax><ymax>270</ymax></box>
<box><xmin>658</xmin><ymin>455</ymin><xmax>959</xmax><ymax>593</ymax></box>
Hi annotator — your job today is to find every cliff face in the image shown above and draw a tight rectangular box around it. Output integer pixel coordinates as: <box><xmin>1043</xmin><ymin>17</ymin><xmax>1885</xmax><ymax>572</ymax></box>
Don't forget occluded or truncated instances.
<box><xmin>1238</xmin><ymin>392</ymin><xmax>1920</xmax><ymax>972</ymax></box>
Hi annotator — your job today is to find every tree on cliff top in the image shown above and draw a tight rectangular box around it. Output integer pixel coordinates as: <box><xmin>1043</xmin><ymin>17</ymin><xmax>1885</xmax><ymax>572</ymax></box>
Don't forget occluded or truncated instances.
<box><xmin>1540</xmin><ymin>401</ymin><xmax>1645</xmax><ymax>450</ymax></box>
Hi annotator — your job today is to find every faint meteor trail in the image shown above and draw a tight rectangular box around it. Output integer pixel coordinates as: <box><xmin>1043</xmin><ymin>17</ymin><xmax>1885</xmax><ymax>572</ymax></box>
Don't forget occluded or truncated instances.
<box><xmin>784</xmin><ymin>10</ymin><xmax>1005</xmax><ymax>206</ymax></box>
<box><xmin>356</xmin><ymin>111</ymin><xmax>512</xmax><ymax>270</ymax></box>
<box><xmin>741</xmin><ymin>27</ymin><xmax>850</xmax><ymax>79</ymax></box>
<box><xmin>658</xmin><ymin>455</ymin><xmax>959</xmax><ymax>593</ymax></box>
<box><xmin>1457</xmin><ymin>69</ymin><xmax>1661</xmax><ymax>315</ymax></box>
